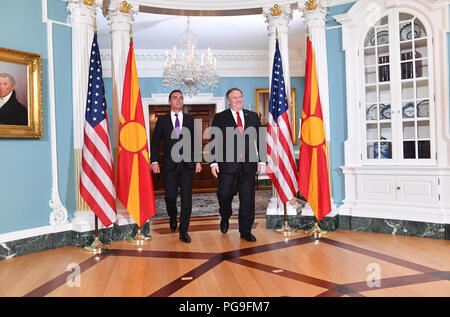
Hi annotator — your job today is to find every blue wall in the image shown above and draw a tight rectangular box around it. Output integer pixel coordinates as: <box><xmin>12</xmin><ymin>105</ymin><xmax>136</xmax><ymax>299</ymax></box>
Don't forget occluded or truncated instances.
<box><xmin>325</xmin><ymin>3</ymin><xmax>354</xmax><ymax>206</ymax></box>
<box><xmin>0</xmin><ymin>0</ymin><xmax>72</xmax><ymax>234</ymax></box>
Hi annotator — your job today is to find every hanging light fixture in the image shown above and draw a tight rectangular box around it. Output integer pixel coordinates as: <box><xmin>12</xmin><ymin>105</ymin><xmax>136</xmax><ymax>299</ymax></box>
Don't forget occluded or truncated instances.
<box><xmin>162</xmin><ymin>17</ymin><xmax>219</xmax><ymax>97</ymax></box>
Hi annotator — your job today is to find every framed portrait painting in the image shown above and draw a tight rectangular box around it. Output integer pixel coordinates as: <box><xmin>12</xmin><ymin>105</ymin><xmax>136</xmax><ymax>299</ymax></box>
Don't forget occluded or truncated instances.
<box><xmin>255</xmin><ymin>88</ymin><xmax>297</xmax><ymax>144</ymax></box>
<box><xmin>0</xmin><ymin>47</ymin><xmax>42</xmax><ymax>138</ymax></box>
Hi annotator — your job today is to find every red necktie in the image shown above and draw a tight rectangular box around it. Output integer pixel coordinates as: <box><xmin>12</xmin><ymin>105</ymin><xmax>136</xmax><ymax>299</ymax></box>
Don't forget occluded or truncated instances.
<box><xmin>236</xmin><ymin>111</ymin><xmax>243</xmax><ymax>160</ymax></box>
<box><xmin>236</xmin><ymin>111</ymin><xmax>243</xmax><ymax>134</ymax></box>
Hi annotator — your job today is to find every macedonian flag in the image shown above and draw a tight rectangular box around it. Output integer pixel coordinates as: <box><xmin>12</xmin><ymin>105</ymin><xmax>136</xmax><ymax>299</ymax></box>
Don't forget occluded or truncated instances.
<box><xmin>298</xmin><ymin>38</ymin><xmax>331</xmax><ymax>221</ymax></box>
<box><xmin>117</xmin><ymin>39</ymin><xmax>156</xmax><ymax>227</ymax></box>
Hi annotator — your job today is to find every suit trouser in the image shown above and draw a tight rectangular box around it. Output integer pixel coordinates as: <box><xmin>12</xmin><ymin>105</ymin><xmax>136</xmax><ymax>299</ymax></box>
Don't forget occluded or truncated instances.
<box><xmin>163</xmin><ymin>163</ymin><xmax>194</xmax><ymax>233</ymax></box>
<box><xmin>217</xmin><ymin>163</ymin><xmax>256</xmax><ymax>234</ymax></box>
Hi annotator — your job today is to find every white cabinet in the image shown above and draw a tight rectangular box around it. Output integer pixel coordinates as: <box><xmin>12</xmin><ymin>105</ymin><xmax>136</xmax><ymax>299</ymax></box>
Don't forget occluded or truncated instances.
<box><xmin>335</xmin><ymin>0</ymin><xmax>450</xmax><ymax>224</ymax></box>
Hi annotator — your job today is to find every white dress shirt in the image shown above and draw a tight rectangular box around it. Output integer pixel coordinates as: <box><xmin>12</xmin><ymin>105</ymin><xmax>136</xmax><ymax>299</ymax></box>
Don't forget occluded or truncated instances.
<box><xmin>170</xmin><ymin>110</ymin><xmax>183</xmax><ymax>129</ymax></box>
<box><xmin>0</xmin><ymin>91</ymin><xmax>13</xmax><ymax>109</ymax></box>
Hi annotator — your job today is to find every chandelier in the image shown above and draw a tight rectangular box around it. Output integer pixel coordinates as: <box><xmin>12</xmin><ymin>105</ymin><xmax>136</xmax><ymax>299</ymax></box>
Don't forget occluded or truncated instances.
<box><xmin>162</xmin><ymin>17</ymin><xmax>219</xmax><ymax>97</ymax></box>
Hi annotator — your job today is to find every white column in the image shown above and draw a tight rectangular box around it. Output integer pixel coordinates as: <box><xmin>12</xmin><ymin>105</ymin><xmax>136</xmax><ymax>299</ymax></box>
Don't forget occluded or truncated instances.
<box><xmin>301</xmin><ymin>0</ymin><xmax>337</xmax><ymax>215</ymax></box>
<box><xmin>104</xmin><ymin>0</ymin><xmax>138</xmax><ymax>225</ymax></box>
<box><xmin>263</xmin><ymin>4</ymin><xmax>300</xmax><ymax>216</ymax></box>
<box><xmin>301</xmin><ymin>0</ymin><xmax>330</xmax><ymax>143</ymax></box>
<box><xmin>263</xmin><ymin>4</ymin><xmax>293</xmax><ymax>104</ymax></box>
<box><xmin>68</xmin><ymin>0</ymin><xmax>99</xmax><ymax>231</ymax></box>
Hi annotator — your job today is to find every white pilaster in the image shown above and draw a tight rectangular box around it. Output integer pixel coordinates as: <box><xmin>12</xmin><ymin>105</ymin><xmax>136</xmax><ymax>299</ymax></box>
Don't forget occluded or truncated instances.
<box><xmin>104</xmin><ymin>0</ymin><xmax>138</xmax><ymax>225</ymax></box>
<box><xmin>301</xmin><ymin>0</ymin><xmax>331</xmax><ymax>143</ymax></box>
<box><xmin>67</xmin><ymin>0</ymin><xmax>99</xmax><ymax>231</ymax></box>
<box><xmin>263</xmin><ymin>4</ymin><xmax>293</xmax><ymax>104</ymax></box>
<box><xmin>263</xmin><ymin>4</ymin><xmax>297</xmax><ymax>216</ymax></box>
<box><xmin>300</xmin><ymin>0</ymin><xmax>338</xmax><ymax>216</ymax></box>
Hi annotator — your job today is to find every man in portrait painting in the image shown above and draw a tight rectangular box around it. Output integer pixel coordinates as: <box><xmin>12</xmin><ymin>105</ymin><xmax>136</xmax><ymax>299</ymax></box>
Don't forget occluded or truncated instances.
<box><xmin>0</xmin><ymin>73</ymin><xmax>27</xmax><ymax>125</ymax></box>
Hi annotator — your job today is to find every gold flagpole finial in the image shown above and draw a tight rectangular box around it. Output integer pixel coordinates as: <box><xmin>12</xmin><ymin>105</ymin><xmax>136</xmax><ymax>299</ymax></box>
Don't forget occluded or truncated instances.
<box><xmin>83</xmin><ymin>0</ymin><xmax>95</xmax><ymax>7</ymax></box>
<box><xmin>129</xmin><ymin>25</ymin><xmax>133</xmax><ymax>40</ymax></box>
<box><xmin>94</xmin><ymin>18</ymin><xmax>97</xmax><ymax>34</ymax></box>
<box><xmin>270</xmin><ymin>4</ymin><xmax>282</xmax><ymax>16</ymax></box>
<box><xmin>305</xmin><ymin>0</ymin><xmax>318</xmax><ymax>11</ymax></box>
<box><xmin>120</xmin><ymin>1</ymin><xmax>132</xmax><ymax>14</ymax></box>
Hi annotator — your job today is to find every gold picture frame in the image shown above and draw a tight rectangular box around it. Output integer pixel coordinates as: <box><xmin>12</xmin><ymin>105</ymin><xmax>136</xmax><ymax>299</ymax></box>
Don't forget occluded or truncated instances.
<box><xmin>255</xmin><ymin>88</ymin><xmax>297</xmax><ymax>144</ymax></box>
<box><xmin>0</xmin><ymin>47</ymin><xmax>42</xmax><ymax>138</ymax></box>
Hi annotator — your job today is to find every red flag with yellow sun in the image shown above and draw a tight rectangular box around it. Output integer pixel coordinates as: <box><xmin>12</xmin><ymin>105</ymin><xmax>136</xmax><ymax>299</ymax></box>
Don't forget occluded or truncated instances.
<box><xmin>298</xmin><ymin>38</ymin><xmax>331</xmax><ymax>221</ymax></box>
<box><xmin>117</xmin><ymin>40</ymin><xmax>156</xmax><ymax>227</ymax></box>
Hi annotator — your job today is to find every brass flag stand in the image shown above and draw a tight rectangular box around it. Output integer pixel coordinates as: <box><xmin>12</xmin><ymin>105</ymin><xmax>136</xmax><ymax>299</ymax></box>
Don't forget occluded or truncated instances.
<box><xmin>304</xmin><ymin>220</ymin><xmax>327</xmax><ymax>240</ymax></box>
<box><xmin>275</xmin><ymin>204</ymin><xmax>297</xmax><ymax>236</ymax></box>
<box><xmin>127</xmin><ymin>224</ymin><xmax>151</xmax><ymax>244</ymax></box>
<box><xmin>84</xmin><ymin>216</ymin><xmax>109</xmax><ymax>254</ymax></box>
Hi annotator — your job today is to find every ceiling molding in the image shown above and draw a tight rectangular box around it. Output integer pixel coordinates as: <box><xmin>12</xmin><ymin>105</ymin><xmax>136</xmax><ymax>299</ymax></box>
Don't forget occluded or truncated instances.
<box><xmin>100</xmin><ymin>49</ymin><xmax>305</xmax><ymax>77</ymax></box>
<box><xmin>327</xmin><ymin>0</ymin><xmax>357</xmax><ymax>7</ymax></box>
<box><xmin>137</xmin><ymin>0</ymin><xmax>298</xmax><ymax>12</ymax></box>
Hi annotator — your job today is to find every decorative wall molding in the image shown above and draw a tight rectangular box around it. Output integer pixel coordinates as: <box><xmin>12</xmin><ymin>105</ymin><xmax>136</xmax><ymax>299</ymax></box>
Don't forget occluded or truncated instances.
<box><xmin>137</xmin><ymin>0</ymin><xmax>298</xmax><ymax>11</ymax></box>
<box><xmin>100</xmin><ymin>49</ymin><xmax>305</xmax><ymax>77</ymax></box>
<box><xmin>43</xmin><ymin>0</ymin><xmax>70</xmax><ymax>227</ymax></box>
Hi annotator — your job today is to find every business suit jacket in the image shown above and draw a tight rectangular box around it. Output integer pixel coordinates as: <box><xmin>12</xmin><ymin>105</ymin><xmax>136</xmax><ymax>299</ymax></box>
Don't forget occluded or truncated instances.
<box><xmin>150</xmin><ymin>111</ymin><xmax>198</xmax><ymax>170</ymax></box>
<box><xmin>210</xmin><ymin>108</ymin><xmax>266</xmax><ymax>174</ymax></box>
<box><xmin>0</xmin><ymin>91</ymin><xmax>27</xmax><ymax>125</ymax></box>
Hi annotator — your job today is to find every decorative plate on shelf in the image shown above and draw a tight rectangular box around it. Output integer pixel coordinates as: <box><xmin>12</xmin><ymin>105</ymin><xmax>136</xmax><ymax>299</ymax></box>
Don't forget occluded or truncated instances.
<box><xmin>380</xmin><ymin>104</ymin><xmax>391</xmax><ymax>119</ymax></box>
<box><xmin>400</xmin><ymin>22</ymin><xmax>423</xmax><ymax>41</ymax></box>
<box><xmin>402</xmin><ymin>102</ymin><xmax>415</xmax><ymax>118</ymax></box>
<box><xmin>369</xmin><ymin>30</ymin><xmax>389</xmax><ymax>46</ymax></box>
<box><xmin>417</xmin><ymin>99</ymin><xmax>429</xmax><ymax>117</ymax></box>
<box><xmin>366</xmin><ymin>104</ymin><xmax>378</xmax><ymax>120</ymax></box>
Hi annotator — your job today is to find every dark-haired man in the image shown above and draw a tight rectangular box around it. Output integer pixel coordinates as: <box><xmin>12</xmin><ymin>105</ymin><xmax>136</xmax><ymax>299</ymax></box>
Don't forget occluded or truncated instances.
<box><xmin>150</xmin><ymin>90</ymin><xmax>202</xmax><ymax>243</ymax></box>
<box><xmin>210</xmin><ymin>88</ymin><xmax>266</xmax><ymax>242</ymax></box>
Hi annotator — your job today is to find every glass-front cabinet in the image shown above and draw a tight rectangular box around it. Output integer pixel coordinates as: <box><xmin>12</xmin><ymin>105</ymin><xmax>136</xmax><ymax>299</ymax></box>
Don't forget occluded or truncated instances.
<box><xmin>362</xmin><ymin>12</ymin><xmax>433</xmax><ymax>164</ymax></box>
<box><xmin>336</xmin><ymin>0</ymin><xmax>450</xmax><ymax>225</ymax></box>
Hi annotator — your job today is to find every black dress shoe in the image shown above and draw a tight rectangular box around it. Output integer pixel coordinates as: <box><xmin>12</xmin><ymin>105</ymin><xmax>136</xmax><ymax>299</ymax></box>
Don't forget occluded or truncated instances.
<box><xmin>179</xmin><ymin>232</ymin><xmax>191</xmax><ymax>243</ymax></box>
<box><xmin>220</xmin><ymin>217</ymin><xmax>229</xmax><ymax>233</ymax></box>
<box><xmin>240</xmin><ymin>232</ymin><xmax>256</xmax><ymax>242</ymax></box>
<box><xmin>170</xmin><ymin>217</ymin><xmax>177</xmax><ymax>232</ymax></box>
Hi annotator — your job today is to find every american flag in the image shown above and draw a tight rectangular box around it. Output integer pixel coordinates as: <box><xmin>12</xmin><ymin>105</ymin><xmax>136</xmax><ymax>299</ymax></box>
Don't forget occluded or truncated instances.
<box><xmin>266</xmin><ymin>40</ymin><xmax>298</xmax><ymax>204</ymax></box>
<box><xmin>79</xmin><ymin>34</ymin><xmax>117</xmax><ymax>227</ymax></box>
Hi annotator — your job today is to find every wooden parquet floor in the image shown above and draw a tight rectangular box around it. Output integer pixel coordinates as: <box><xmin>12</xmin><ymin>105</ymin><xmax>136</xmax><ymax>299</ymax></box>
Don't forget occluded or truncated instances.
<box><xmin>0</xmin><ymin>215</ymin><xmax>449</xmax><ymax>298</ymax></box>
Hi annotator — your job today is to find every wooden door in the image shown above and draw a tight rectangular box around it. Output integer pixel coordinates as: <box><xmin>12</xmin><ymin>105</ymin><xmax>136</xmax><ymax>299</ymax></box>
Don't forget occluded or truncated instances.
<box><xmin>148</xmin><ymin>104</ymin><xmax>217</xmax><ymax>194</ymax></box>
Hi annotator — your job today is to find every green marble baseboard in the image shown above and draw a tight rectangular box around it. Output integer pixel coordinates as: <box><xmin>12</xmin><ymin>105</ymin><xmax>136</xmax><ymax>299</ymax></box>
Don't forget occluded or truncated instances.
<box><xmin>266</xmin><ymin>215</ymin><xmax>449</xmax><ymax>240</ymax></box>
<box><xmin>0</xmin><ymin>223</ymin><xmax>149</xmax><ymax>260</ymax></box>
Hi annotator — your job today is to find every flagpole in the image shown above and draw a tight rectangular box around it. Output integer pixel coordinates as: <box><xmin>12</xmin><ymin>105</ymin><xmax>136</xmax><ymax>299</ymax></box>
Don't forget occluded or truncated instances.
<box><xmin>84</xmin><ymin>215</ymin><xmax>109</xmax><ymax>254</ymax></box>
<box><xmin>82</xmin><ymin>17</ymin><xmax>112</xmax><ymax>254</ymax></box>
<box><xmin>304</xmin><ymin>217</ymin><xmax>327</xmax><ymax>240</ymax></box>
<box><xmin>128</xmin><ymin>223</ymin><xmax>152</xmax><ymax>244</ymax></box>
<box><xmin>275</xmin><ymin>203</ymin><xmax>296</xmax><ymax>236</ymax></box>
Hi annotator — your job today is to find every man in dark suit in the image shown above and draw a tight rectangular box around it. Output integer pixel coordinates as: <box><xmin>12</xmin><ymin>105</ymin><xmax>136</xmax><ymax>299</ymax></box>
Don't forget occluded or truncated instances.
<box><xmin>0</xmin><ymin>73</ymin><xmax>27</xmax><ymax>125</ymax></box>
<box><xmin>210</xmin><ymin>88</ymin><xmax>266</xmax><ymax>242</ymax></box>
<box><xmin>150</xmin><ymin>90</ymin><xmax>202</xmax><ymax>243</ymax></box>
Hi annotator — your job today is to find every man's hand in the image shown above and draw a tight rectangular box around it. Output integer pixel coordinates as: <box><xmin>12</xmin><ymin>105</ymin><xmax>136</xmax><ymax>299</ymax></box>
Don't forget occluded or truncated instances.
<box><xmin>195</xmin><ymin>163</ymin><xmax>202</xmax><ymax>173</ymax></box>
<box><xmin>211</xmin><ymin>165</ymin><xmax>219</xmax><ymax>178</ymax></box>
<box><xmin>258</xmin><ymin>164</ymin><xmax>266</xmax><ymax>175</ymax></box>
<box><xmin>151</xmin><ymin>163</ymin><xmax>160</xmax><ymax>174</ymax></box>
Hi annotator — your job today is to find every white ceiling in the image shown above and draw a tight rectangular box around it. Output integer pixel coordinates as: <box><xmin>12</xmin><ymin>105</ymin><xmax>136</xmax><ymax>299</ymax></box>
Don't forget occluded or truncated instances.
<box><xmin>96</xmin><ymin>9</ymin><xmax>306</xmax><ymax>55</ymax></box>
